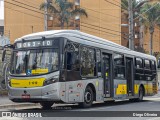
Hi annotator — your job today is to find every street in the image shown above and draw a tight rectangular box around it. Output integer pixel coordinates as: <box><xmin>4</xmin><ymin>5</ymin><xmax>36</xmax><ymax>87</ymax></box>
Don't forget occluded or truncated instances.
<box><xmin>2</xmin><ymin>95</ymin><xmax>160</xmax><ymax>111</ymax></box>
<box><xmin>0</xmin><ymin>93</ymin><xmax>160</xmax><ymax>120</ymax></box>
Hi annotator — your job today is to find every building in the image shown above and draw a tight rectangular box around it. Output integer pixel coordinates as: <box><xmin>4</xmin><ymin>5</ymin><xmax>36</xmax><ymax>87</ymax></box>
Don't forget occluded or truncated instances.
<box><xmin>121</xmin><ymin>11</ymin><xmax>143</xmax><ymax>52</ymax></box>
<box><xmin>0</xmin><ymin>20</ymin><xmax>4</xmax><ymax>36</ymax></box>
<box><xmin>79</xmin><ymin>0</ymin><xmax>121</xmax><ymax>44</ymax></box>
<box><xmin>0</xmin><ymin>0</ymin><xmax>4</xmax><ymax>36</ymax></box>
<box><xmin>121</xmin><ymin>0</ymin><xmax>160</xmax><ymax>55</ymax></box>
<box><xmin>4</xmin><ymin>0</ymin><xmax>44</xmax><ymax>43</ymax></box>
<box><xmin>5</xmin><ymin>0</ymin><xmax>121</xmax><ymax>45</ymax></box>
<box><xmin>142</xmin><ymin>27</ymin><xmax>160</xmax><ymax>54</ymax></box>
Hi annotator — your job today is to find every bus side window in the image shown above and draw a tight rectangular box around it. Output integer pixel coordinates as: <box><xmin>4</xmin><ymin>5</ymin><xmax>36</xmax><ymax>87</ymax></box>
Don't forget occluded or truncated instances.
<box><xmin>65</xmin><ymin>41</ymin><xmax>81</xmax><ymax>81</ymax></box>
<box><xmin>114</xmin><ymin>54</ymin><xmax>125</xmax><ymax>79</ymax></box>
<box><xmin>96</xmin><ymin>50</ymin><xmax>101</xmax><ymax>77</ymax></box>
<box><xmin>135</xmin><ymin>58</ymin><xmax>144</xmax><ymax>80</ymax></box>
<box><xmin>66</xmin><ymin>52</ymin><xmax>80</xmax><ymax>71</ymax></box>
<box><xmin>151</xmin><ymin>60</ymin><xmax>156</xmax><ymax>80</ymax></box>
<box><xmin>144</xmin><ymin>59</ymin><xmax>151</xmax><ymax>81</ymax></box>
<box><xmin>65</xmin><ymin>42</ymin><xmax>80</xmax><ymax>71</ymax></box>
<box><xmin>80</xmin><ymin>46</ymin><xmax>96</xmax><ymax>77</ymax></box>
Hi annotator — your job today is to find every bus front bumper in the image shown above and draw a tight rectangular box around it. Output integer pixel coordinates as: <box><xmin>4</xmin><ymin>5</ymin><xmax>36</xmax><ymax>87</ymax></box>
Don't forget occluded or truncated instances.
<box><xmin>8</xmin><ymin>83</ymin><xmax>61</xmax><ymax>103</ymax></box>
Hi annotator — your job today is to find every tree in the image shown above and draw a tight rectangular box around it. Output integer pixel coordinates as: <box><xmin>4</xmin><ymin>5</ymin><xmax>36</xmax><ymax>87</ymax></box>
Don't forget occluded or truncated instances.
<box><xmin>121</xmin><ymin>0</ymin><xmax>149</xmax><ymax>51</ymax></box>
<box><xmin>140</xmin><ymin>2</ymin><xmax>160</xmax><ymax>55</ymax></box>
<box><xmin>40</xmin><ymin>0</ymin><xmax>88</xmax><ymax>29</ymax></box>
<box><xmin>121</xmin><ymin>0</ymin><xmax>149</xmax><ymax>18</ymax></box>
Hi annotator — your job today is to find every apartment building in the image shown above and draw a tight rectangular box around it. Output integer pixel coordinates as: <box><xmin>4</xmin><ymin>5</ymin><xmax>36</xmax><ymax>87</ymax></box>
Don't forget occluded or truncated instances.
<box><xmin>121</xmin><ymin>0</ymin><xmax>160</xmax><ymax>54</ymax></box>
<box><xmin>4</xmin><ymin>0</ymin><xmax>44</xmax><ymax>43</ymax></box>
<box><xmin>5</xmin><ymin>0</ymin><xmax>121</xmax><ymax>44</ymax></box>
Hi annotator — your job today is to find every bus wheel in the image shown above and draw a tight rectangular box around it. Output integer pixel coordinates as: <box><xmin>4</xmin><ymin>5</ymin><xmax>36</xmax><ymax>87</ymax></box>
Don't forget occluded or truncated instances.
<box><xmin>40</xmin><ymin>102</ymin><xmax>54</xmax><ymax>109</ymax></box>
<box><xmin>79</xmin><ymin>86</ymin><xmax>93</xmax><ymax>108</ymax></box>
<box><xmin>135</xmin><ymin>86</ymin><xmax>144</xmax><ymax>102</ymax></box>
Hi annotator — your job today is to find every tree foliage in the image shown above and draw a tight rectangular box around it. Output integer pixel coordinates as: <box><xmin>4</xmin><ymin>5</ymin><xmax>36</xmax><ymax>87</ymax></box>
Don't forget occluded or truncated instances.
<box><xmin>40</xmin><ymin>0</ymin><xmax>88</xmax><ymax>29</ymax></box>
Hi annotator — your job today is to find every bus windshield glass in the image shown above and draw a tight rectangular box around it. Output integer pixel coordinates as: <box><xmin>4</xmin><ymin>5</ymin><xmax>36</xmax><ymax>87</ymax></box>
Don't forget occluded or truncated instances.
<box><xmin>11</xmin><ymin>49</ymin><xmax>59</xmax><ymax>76</ymax></box>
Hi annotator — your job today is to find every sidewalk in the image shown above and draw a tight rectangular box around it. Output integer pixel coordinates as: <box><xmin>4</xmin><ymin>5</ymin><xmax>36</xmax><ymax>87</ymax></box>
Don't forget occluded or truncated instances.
<box><xmin>0</xmin><ymin>95</ymin><xmax>39</xmax><ymax>109</ymax></box>
<box><xmin>0</xmin><ymin>95</ymin><xmax>14</xmax><ymax>105</ymax></box>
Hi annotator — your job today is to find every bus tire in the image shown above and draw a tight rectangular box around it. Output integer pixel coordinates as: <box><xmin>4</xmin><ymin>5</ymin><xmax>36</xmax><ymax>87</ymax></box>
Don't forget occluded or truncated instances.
<box><xmin>79</xmin><ymin>86</ymin><xmax>93</xmax><ymax>108</ymax></box>
<box><xmin>40</xmin><ymin>102</ymin><xmax>54</xmax><ymax>109</ymax></box>
<box><xmin>135</xmin><ymin>86</ymin><xmax>144</xmax><ymax>102</ymax></box>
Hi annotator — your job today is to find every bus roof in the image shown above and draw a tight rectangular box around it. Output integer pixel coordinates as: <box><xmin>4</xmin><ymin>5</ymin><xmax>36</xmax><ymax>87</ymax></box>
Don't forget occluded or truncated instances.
<box><xmin>15</xmin><ymin>30</ymin><xmax>156</xmax><ymax>61</ymax></box>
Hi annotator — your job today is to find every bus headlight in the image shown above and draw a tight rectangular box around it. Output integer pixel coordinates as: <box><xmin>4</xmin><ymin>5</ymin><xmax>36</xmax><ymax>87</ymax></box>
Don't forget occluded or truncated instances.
<box><xmin>43</xmin><ymin>78</ymin><xmax>58</xmax><ymax>86</ymax></box>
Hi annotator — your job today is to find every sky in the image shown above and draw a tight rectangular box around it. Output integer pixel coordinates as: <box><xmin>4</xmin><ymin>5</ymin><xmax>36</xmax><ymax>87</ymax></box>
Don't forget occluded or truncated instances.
<box><xmin>0</xmin><ymin>0</ymin><xmax>4</xmax><ymax>20</ymax></box>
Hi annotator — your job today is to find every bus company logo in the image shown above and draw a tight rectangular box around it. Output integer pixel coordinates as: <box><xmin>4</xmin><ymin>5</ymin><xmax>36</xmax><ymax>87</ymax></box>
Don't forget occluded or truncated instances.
<box><xmin>2</xmin><ymin>112</ymin><xmax>11</xmax><ymax>117</ymax></box>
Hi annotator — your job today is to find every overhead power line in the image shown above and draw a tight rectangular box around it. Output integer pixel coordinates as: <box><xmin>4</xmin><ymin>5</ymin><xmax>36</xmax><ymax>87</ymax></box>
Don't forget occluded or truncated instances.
<box><xmin>5</xmin><ymin>0</ymin><xmax>43</xmax><ymax>15</ymax></box>
<box><xmin>11</xmin><ymin>0</ymin><xmax>41</xmax><ymax>11</ymax></box>
<box><xmin>81</xmin><ymin>24</ymin><xmax>129</xmax><ymax>40</ymax></box>
<box><xmin>134</xmin><ymin>2</ymin><xmax>160</xmax><ymax>20</ymax></box>
<box><xmin>5</xmin><ymin>6</ymin><xmax>44</xmax><ymax>20</ymax></box>
<box><xmin>81</xmin><ymin>22</ymin><xmax>121</xmax><ymax>36</ymax></box>
<box><xmin>82</xmin><ymin>7</ymin><xmax>120</xmax><ymax>19</ymax></box>
<box><xmin>4</xmin><ymin>2</ymin><xmax>122</xmax><ymax>34</ymax></box>
<box><xmin>82</xmin><ymin>28</ymin><xmax>129</xmax><ymax>41</ymax></box>
<box><xmin>87</xmin><ymin>15</ymin><xmax>121</xmax><ymax>28</ymax></box>
<box><xmin>81</xmin><ymin>22</ymin><xmax>128</xmax><ymax>35</ymax></box>
<box><xmin>23</xmin><ymin>0</ymin><xmax>41</xmax><ymax>8</ymax></box>
<box><xmin>104</xmin><ymin>0</ymin><xmax>121</xmax><ymax>8</ymax></box>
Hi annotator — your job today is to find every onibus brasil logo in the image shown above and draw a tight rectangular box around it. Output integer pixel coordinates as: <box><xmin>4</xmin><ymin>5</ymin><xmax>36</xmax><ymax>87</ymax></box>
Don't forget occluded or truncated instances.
<box><xmin>1</xmin><ymin>112</ymin><xmax>42</xmax><ymax>117</ymax></box>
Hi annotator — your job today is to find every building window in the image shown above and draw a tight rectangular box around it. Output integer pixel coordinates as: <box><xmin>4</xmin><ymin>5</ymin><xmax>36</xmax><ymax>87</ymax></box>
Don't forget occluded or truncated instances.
<box><xmin>114</xmin><ymin>54</ymin><xmax>125</xmax><ymax>79</ymax></box>
<box><xmin>80</xmin><ymin>46</ymin><xmax>96</xmax><ymax>77</ymax></box>
<box><xmin>75</xmin><ymin>0</ymin><xmax>80</xmax><ymax>5</ymax></box>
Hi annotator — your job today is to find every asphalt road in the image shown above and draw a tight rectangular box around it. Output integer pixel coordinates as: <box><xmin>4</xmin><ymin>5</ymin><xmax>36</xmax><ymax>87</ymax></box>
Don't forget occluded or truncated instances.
<box><xmin>1</xmin><ymin>94</ymin><xmax>160</xmax><ymax>120</ymax></box>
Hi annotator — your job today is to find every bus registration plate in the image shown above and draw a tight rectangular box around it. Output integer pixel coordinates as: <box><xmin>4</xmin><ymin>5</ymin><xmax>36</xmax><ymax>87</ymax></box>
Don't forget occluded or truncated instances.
<box><xmin>22</xmin><ymin>94</ymin><xmax>30</xmax><ymax>99</ymax></box>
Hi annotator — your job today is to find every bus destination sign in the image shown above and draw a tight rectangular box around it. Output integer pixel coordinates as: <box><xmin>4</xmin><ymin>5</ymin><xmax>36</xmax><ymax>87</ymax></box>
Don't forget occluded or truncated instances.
<box><xmin>16</xmin><ymin>40</ymin><xmax>52</xmax><ymax>48</ymax></box>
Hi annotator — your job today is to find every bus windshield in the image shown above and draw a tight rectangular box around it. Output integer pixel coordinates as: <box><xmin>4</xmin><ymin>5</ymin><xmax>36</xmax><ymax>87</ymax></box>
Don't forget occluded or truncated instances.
<box><xmin>11</xmin><ymin>49</ymin><xmax>59</xmax><ymax>76</ymax></box>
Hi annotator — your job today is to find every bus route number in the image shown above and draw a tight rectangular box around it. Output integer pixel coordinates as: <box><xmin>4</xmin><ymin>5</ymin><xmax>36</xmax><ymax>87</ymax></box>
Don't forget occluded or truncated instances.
<box><xmin>16</xmin><ymin>40</ymin><xmax>52</xmax><ymax>48</ymax></box>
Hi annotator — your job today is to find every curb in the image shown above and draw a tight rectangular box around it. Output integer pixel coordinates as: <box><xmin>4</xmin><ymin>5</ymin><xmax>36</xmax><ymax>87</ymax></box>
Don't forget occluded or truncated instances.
<box><xmin>0</xmin><ymin>103</ymin><xmax>40</xmax><ymax>109</ymax></box>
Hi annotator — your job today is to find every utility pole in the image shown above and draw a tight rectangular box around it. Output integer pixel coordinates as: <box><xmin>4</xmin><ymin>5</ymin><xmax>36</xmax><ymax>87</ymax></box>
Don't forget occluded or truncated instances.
<box><xmin>44</xmin><ymin>0</ymin><xmax>48</xmax><ymax>31</ymax></box>
<box><xmin>128</xmin><ymin>0</ymin><xmax>134</xmax><ymax>50</ymax></box>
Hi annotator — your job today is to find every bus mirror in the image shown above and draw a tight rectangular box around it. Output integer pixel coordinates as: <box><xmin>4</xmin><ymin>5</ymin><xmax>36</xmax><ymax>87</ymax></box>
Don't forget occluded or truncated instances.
<box><xmin>2</xmin><ymin>49</ymin><xmax>6</xmax><ymax>62</ymax></box>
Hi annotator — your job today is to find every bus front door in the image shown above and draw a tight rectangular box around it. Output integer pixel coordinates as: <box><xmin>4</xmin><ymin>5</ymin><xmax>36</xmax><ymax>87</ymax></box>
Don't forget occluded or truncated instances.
<box><xmin>126</xmin><ymin>57</ymin><xmax>134</xmax><ymax>96</ymax></box>
<box><xmin>102</xmin><ymin>53</ymin><xmax>112</xmax><ymax>97</ymax></box>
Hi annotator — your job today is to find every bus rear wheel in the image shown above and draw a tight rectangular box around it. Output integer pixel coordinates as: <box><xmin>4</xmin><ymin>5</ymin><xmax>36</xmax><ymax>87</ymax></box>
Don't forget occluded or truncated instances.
<box><xmin>79</xmin><ymin>86</ymin><xmax>93</xmax><ymax>108</ymax></box>
<box><xmin>135</xmin><ymin>86</ymin><xmax>144</xmax><ymax>102</ymax></box>
<box><xmin>40</xmin><ymin>102</ymin><xmax>54</xmax><ymax>109</ymax></box>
